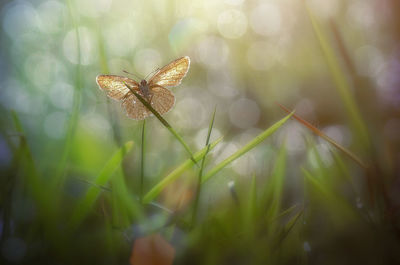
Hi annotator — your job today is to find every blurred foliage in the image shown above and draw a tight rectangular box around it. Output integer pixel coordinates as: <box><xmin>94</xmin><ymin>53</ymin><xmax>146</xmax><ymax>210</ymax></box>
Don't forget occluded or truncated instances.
<box><xmin>1</xmin><ymin>0</ymin><xmax>400</xmax><ymax>264</ymax></box>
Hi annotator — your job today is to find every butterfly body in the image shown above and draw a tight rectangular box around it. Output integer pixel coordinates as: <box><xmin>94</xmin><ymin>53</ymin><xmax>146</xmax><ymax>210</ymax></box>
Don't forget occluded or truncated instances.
<box><xmin>96</xmin><ymin>56</ymin><xmax>190</xmax><ymax>120</ymax></box>
<box><xmin>139</xmin><ymin>79</ymin><xmax>151</xmax><ymax>101</ymax></box>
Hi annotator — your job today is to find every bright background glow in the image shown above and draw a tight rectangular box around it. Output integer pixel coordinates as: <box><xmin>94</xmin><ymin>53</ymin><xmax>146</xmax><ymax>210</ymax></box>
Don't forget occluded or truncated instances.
<box><xmin>0</xmin><ymin>0</ymin><xmax>399</xmax><ymax>262</ymax></box>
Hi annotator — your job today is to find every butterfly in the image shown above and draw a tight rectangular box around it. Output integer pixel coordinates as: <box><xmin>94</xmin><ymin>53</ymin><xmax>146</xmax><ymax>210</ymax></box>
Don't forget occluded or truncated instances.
<box><xmin>96</xmin><ymin>56</ymin><xmax>190</xmax><ymax>120</ymax></box>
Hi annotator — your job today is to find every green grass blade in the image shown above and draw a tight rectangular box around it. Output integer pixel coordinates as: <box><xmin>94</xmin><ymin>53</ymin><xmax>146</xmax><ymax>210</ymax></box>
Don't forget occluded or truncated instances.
<box><xmin>191</xmin><ymin>107</ymin><xmax>217</xmax><ymax>225</ymax></box>
<box><xmin>143</xmin><ymin>136</ymin><xmax>223</xmax><ymax>204</ymax></box>
<box><xmin>305</xmin><ymin>137</ymin><xmax>330</xmax><ymax>178</ymax></box>
<box><xmin>277</xmin><ymin>102</ymin><xmax>367</xmax><ymax>169</ymax></box>
<box><xmin>305</xmin><ymin>6</ymin><xmax>371</xmax><ymax>151</ymax></box>
<box><xmin>243</xmin><ymin>174</ymin><xmax>257</xmax><ymax>235</ymax></box>
<box><xmin>124</xmin><ymin>83</ymin><xmax>198</xmax><ymax>166</ymax></box>
<box><xmin>11</xmin><ymin>111</ymin><xmax>23</xmax><ymax>132</ymax></box>
<box><xmin>301</xmin><ymin>167</ymin><xmax>358</xmax><ymax>224</ymax></box>
<box><xmin>110</xmin><ymin>168</ymin><xmax>142</xmax><ymax>227</ymax></box>
<box><xmin>273</xmin><ymin>204</ymin><xmax>300</xmax><ymax>222</ymax></box>
<box><xmin>140</xmin><ymin>119</ymin><xmax>146</xmax><ymax>202</ymax></box>
<box><xmin>69</xmin><ymin>141</ymin><xmax>134</xmax><ymax>228</ymax></box>
<box><xmin>275</xmin><ymin>209</ymin><xmax>303</xmax><ymax>247</ymax></box>
<box><xmin>264</xmin><ymin>142</ymin><xmax>287</xmax><ymax>223</ymax></box>
<box><xmin>54</xmin><ymin>0</ymin><xmax>83</xmax><ymax>188</ymax></box>
<box><xmin>201</xmin><ymin>112</ymin><xmax>293</xmax><ymax>183</ymax></box>
<box><xmin>248</xmin><ymin>174</ymin><xmax>257</xmax><ymax>218</ymax></box>
<box><xmin>11</xmin><ymin>111</ymin><xmax>54</xmax><ymax>218</ymax></box>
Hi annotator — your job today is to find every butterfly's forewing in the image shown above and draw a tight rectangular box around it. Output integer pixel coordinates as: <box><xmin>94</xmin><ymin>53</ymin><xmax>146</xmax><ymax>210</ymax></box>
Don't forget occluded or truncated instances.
<box><xmin>122</xmin><ymin>87</ymin><xmax>175</xmax><ymax>120</ymax></box>
<box><xmin>96</xmin><ymin>75</ymin><xmax>139</xmax><ymax>100</ymax></box>
<box><xmin>148</xmin><ymin>56</ymin><xmax>190</xmax><ymax>88</ymax></box>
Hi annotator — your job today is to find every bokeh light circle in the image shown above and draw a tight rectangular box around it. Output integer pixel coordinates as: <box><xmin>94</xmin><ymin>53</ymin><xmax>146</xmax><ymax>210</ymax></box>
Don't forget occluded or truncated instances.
<box><xmin>250</xmin><ymin>3</ymin><xmax>281</xmax><ymax>36</ymax></box>
<box><xmin>63</xmin><ymin>27</ymin><xmax>97</xmax><ymax>65</ymax></box>
<box><xmin>229</xmin><ymin>98</ymin><xmax>260</xmax><ymax>129</ymax></box>
<box><xmin>196</xmin><ymin>36</ymin><xmax>229</xmax><ymax>69</ymax></box>
<box><xmin>217</xmin><ymin>9</ymin><xmax>247</xmax><ymax>39</ymax></box>
<box><xmin>37</xmin><ymin>1</ymin><xmax>66</xmax><ymax>34</ymax></box>
<box><xmin>134</xmin><ymin>49</ymin><xmax>162</xmax><ymax>77</ymax></box>
<box><xmin>247</xmin><ymin>41</ymin><xmax>278</xmax><ymax>71</ymax></box>
<box><xmin>2</xmin><ymin>1</ymin><xmax>39</xmax><ymax>40</ymax></box>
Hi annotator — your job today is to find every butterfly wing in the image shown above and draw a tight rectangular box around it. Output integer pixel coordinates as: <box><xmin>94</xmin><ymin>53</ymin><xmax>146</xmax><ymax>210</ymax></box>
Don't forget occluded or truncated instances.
<box><xmin>96</xmin><ymin>75</ymin><xmax>139</xmax><ymax>100</ymax></box>
<box><xmin>122</xmin><ymin>93</ymin><xmax>152</xmax><ymax>120</ymax></box>
<box><xmin>121</xmin><ymin>86</ymin><xmax>175</xmax><ymax>120</ymax></box>
<box><xmin>150</xmin><ymin>86</ymin><xmax>176</xmax><ymax>115</ymax></box>
<box><xmin>148</xmin><ymin>56</ymin><xmax>190</xmax><ymax>88</ymax></box>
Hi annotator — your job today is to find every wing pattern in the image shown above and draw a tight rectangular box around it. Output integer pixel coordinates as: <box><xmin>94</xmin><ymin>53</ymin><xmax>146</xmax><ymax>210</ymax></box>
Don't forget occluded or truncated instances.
<box><xmin>121</xmin><ymin>86</ymin><xmax>175</xmax><ymax>120</ymax></box>
<box><xmin>149</xmin><ymin>56</ymin><xmax>190</xmax><ymax>88</ymax></box>
<box><xmin>96</xmin><ymin>75</ymin><xmax>138</xmax><ymax>101</ymax></box>
<box><xmin>96</xmin><ymin>56</ymin><xmax>189</xmax><ymax>120</ymax></box>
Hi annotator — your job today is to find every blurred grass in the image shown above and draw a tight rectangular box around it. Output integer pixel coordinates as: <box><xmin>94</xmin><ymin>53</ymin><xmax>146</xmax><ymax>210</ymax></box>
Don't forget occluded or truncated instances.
<box><xmin>192</xmin><ymin>107</ymin><xmax>216</xmax><ymax>226</ymax></box>
<box><xmin>11</xmin><ymin>111</ymin><xmax>56</xmax><ymax>221</ymax></box>
<box><xmin>201</xmin><ymin>112</ymin><xmax>293</xmax><ymax>183</ymax></box>
<box><xmin>1</xmin><ymin>0</ymin><xmax>400</xmax><ymax>264</ymax></box>
<box><xmin>305</xmin><ymin>5</ymin><xmax>371</xmax><ymax>153</ymax></box>
<box><xmin>143</xmin><ymin>136</ymin><xmax>223</xmax><ymax>204</ymax></box>
<box><xmin>54</xmin><ymin>0</ymin><xmax>83</xmax><ymax>190</ymax></box>
<box><xmin>69</xmin><ymin>141</ymin><xmax>134</xmax><ymax>228</ymax></box>
<box><xmin>125</xmin><ymin>83</ymin><xmax>198</xmax><ymax>166</ymax></box>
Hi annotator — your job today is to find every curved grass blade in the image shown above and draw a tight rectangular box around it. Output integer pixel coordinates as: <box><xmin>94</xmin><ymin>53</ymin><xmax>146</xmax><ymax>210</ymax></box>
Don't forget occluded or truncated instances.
<box><xmin>243</xmin><ymin>174</ymin><xmax>258</xmax><ymax>235</ymax></box>
<box><xmin>143</xmin><ymin>136</ymin><xmax>223</xmax><ymax>204</ymax></box>
<box><xmin>273</xmin><ymin>209</ymin><xmax>303</xmax><ymax>249</ymax></box>
<box><xmin>264</xmin><ymin>141</ymin><xmax>287</xmax><ymax>224</ymax></box>
<box><xmin>305</xmin><ymin>5</ymin><xmax>371</xmax><ymax>152</ymax></box>
<box><xmin>276</xmin><ymin>102</ymin><xmax>367</xmax><ymax>169</ymax></box>
<box><xmin>69</xmin><ymin>141</ymin><xmax>134</xmax><ymax>228</ymax></box>
<box><xmin>201</xmin><ymin>112</ymin><xmax>293</xmax><ymax>183</ymax></box>
<box><xmin>11</xmin><ymin>111</ymin><xmax>54</xmax><ymax>219</ymax></box>
<box><xmin>110</xmin><ymin>168</ymin><xmax>143</xmax><ymax>227</ymax></box>
<box><xmin>192</xmin><ymin>107</ymin><xmax>217</xmax><ymax>225</ymax></box>
<box><xmin>301</xmin><ymin>167</ymin><xmax>359</xmax><ymax>223</ymax></box>
<box><xmin>124</xmin><ymin>83</ymin><xmax>198</xmax><ymax>166</ymax></box>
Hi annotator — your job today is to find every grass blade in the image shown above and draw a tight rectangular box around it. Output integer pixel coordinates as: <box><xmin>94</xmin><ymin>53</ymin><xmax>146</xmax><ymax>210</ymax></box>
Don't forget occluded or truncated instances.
<box><xmin>201</xmin><ymin>112</ymin><xmax>293</xmax><ymax>183</ymax></box>
<box><xmin>305</xmin><ymin>5</ymin><xmax>371</xmax><ymax>151</ymax></box>
<box><xmin>277</xmin><ymin>102</ymin><xmax>367</xmax><ymax>169</ymax></box>
<box><xmin>143</xmin><ymin>136</ymin><xmax>223</xmax><ymax>204</ymax></box>
<box><xmin>243</xmin><ymin>174</ymin><xmax>258</xmax><ymax>235</ymax></box>
<box><xmin>140</xmin><ymin>119</ymin><xmax>146</xmax><ymax>202</ymax></box>
<box><xmin>124</xmin><ymin>83</ymin><xmax>197</xmax><ymax>166</ymax></box>
<box><xmin>264</xmin><ymin>142</ymin><xmax>287</xmax><ymax>224</ymax></box>
<box><xmin>110</xmin><ymin>168</ymin><xmax>143</xmax><ymax>227</ymax></box>
<box><xmin>69</xmin><ymin>141</ymin><xmax>134</xmax><ymax>228</ymax></box>
<box><xmin>54</xmin><ymin>0</ymin><xmax>83</xmax><ymax>188</ymax></box>
<box><xmin>191</xmin><ymin>107</ymin><xmax>217</xmax><ymax>225</ymax></box>
<box><xmin>274</xmin><ymin>209</ymin><xmax>303</xmax><ymax>248</ymax></box>
<box><xmin>301</xmin><ymin>167</ymin><xmax>358</xmax><ymax>224</ymax></box>
<box><xmin>11</xmin><ymin>111</ymin><xmax>54</xmax><ymax>219</ymax></box>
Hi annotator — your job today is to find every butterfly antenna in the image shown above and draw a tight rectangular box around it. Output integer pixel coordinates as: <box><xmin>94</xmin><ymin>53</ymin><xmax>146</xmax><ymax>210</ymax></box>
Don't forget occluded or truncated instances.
<box><xmin>123</xmin><ymin>70</ymin><xmax>141</xmax><ymax>80</ymax></box>
<box><xmin>145</xmin><ymin>67</ymin><xmax>160</xmax><ymax>80</ymax></box>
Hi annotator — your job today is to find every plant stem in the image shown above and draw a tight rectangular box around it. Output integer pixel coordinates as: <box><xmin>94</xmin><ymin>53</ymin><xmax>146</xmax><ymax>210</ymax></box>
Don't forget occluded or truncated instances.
<box><xmin>124</xmin><ymin>83</ymin><xmax>198</xmax><ymax>166</ymax></box>
<box><xmin>140</xmin><ymin>119</ymin><xmax>146</xmax><ymax>202</ymax></box>
<box><xmin>191</xmin><ymin>107</ymin><xmax>216</xmax><ymax>226</ymax></box>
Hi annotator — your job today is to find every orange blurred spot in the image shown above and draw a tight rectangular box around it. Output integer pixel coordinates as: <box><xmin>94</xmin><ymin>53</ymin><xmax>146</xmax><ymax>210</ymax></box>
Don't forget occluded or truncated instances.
<box><xmin>130</xmin><ymin>234</ymin><xmax>175</xmax><ymax>265</ymax></box>
<box><xmin>161</xmin><ymin>179</ymin><xmax>194</xmax><ymax>211</ymax></box>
